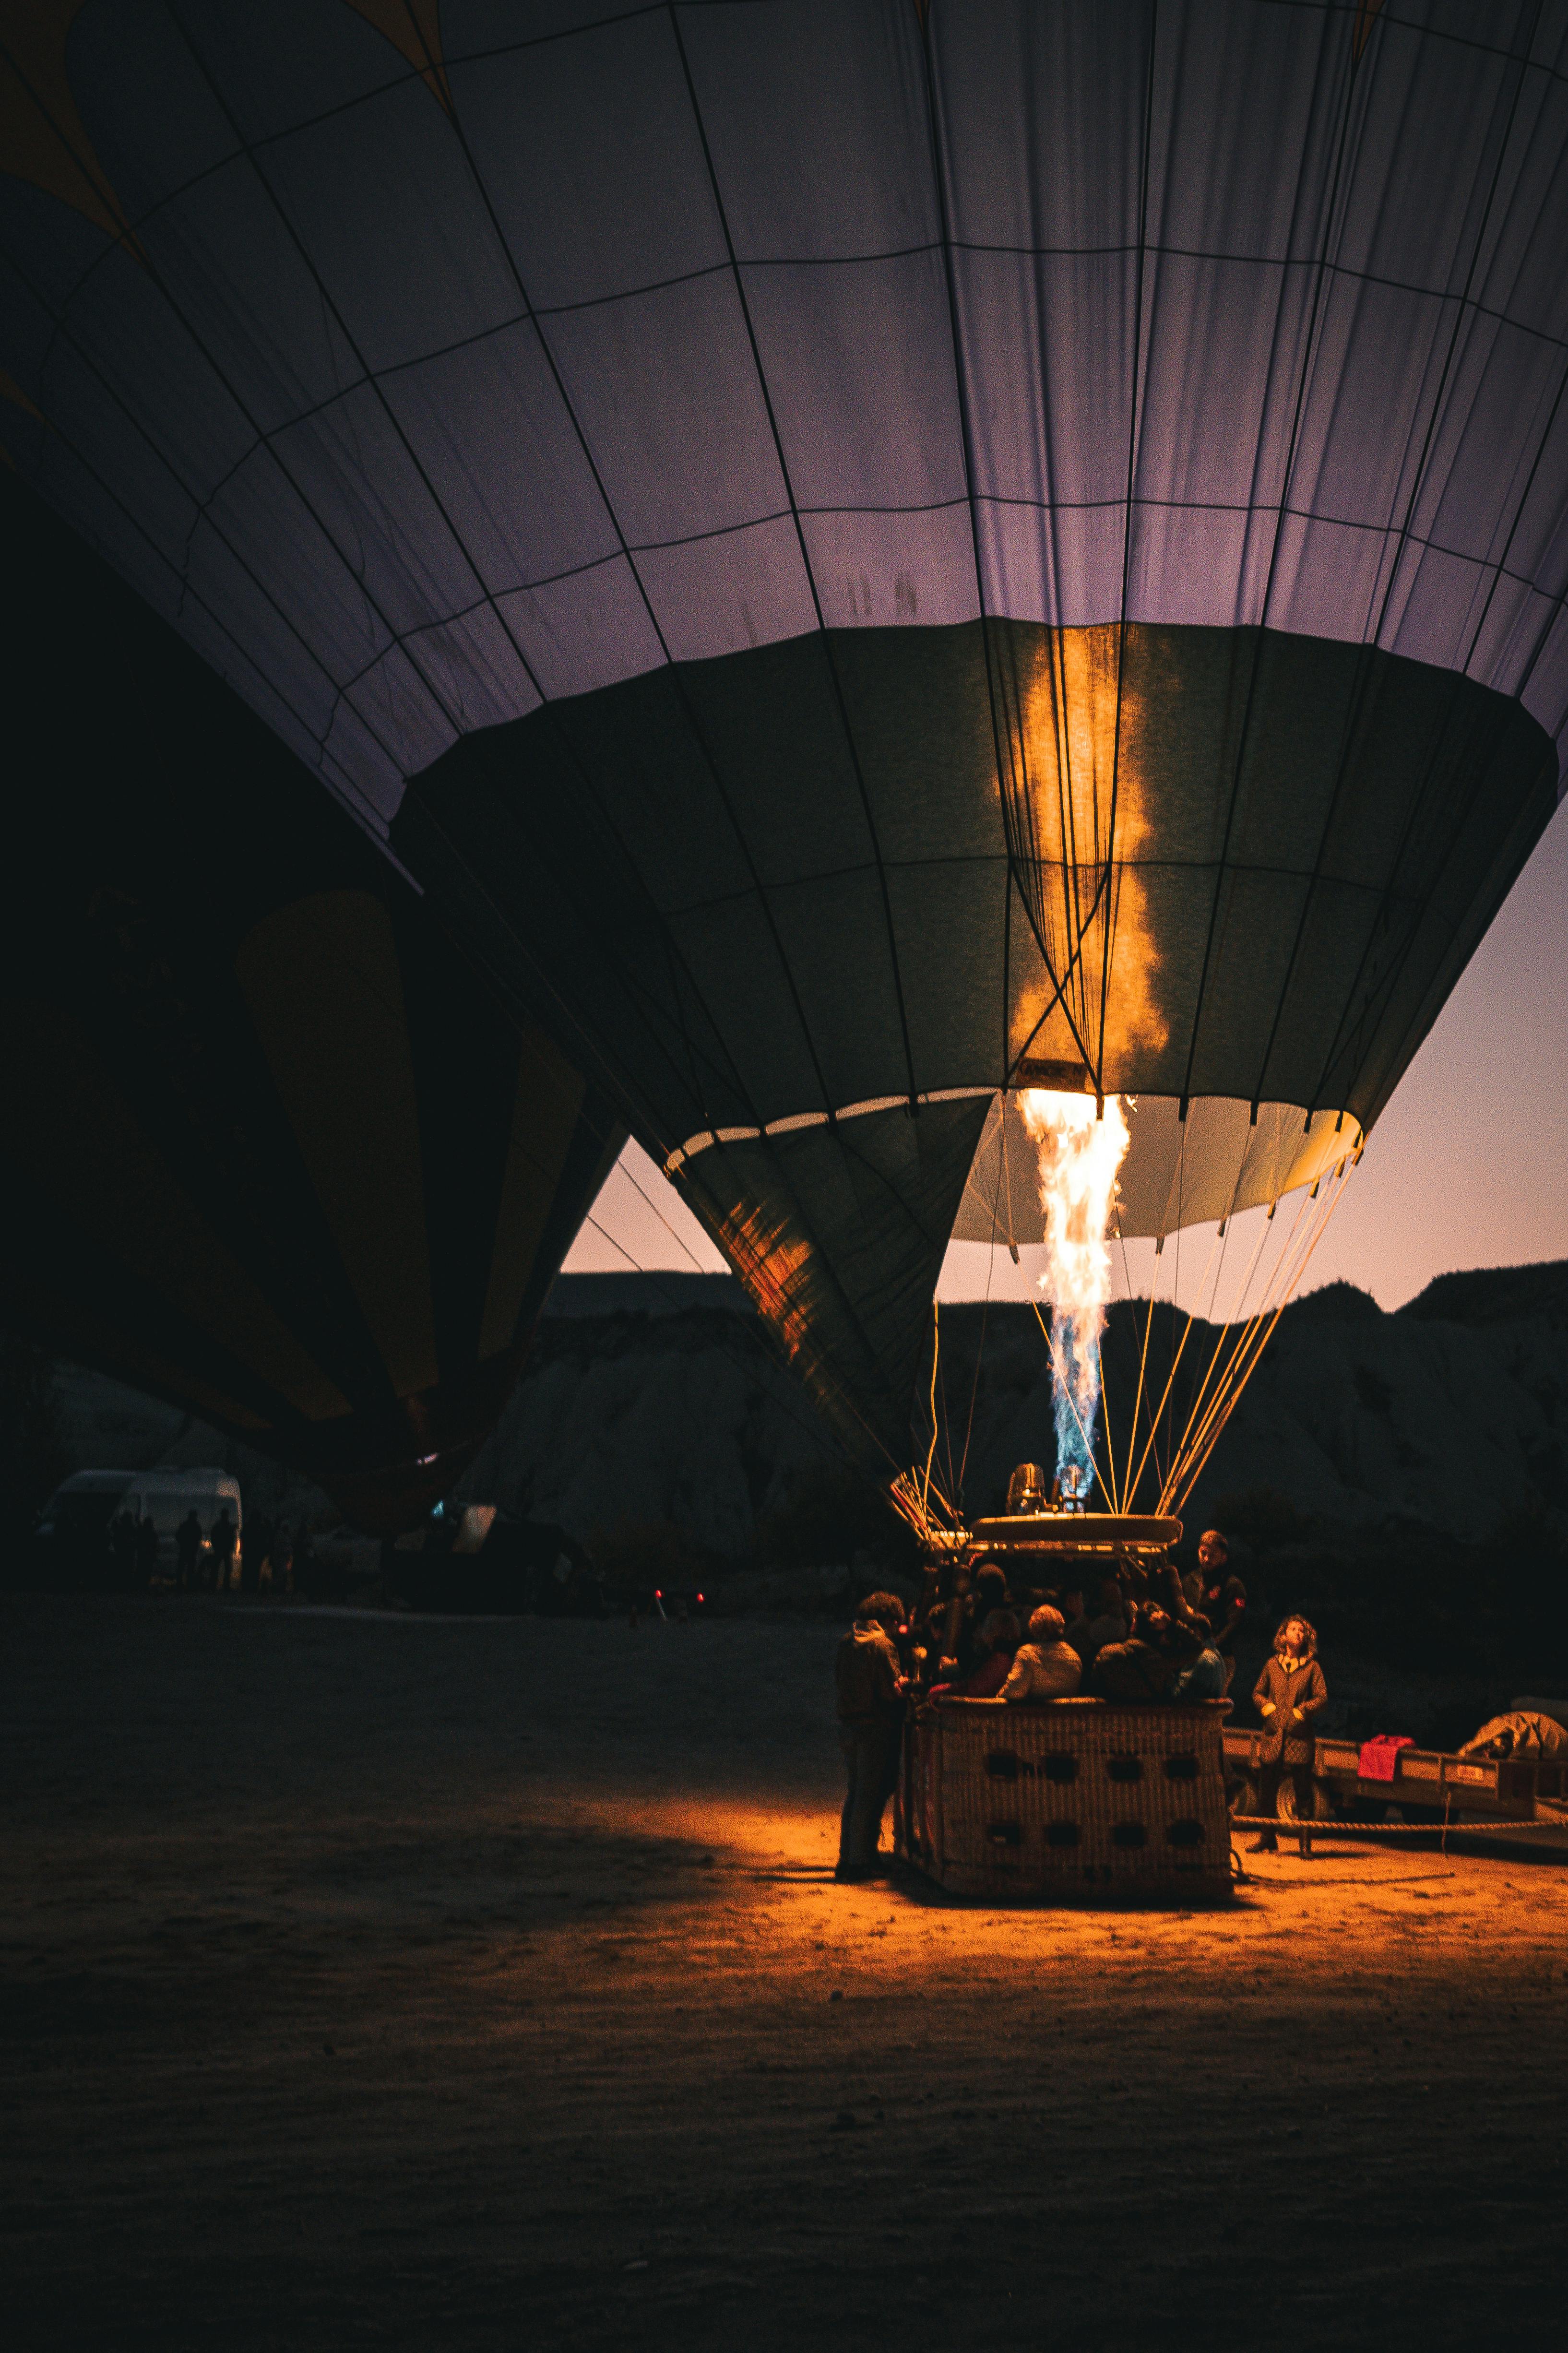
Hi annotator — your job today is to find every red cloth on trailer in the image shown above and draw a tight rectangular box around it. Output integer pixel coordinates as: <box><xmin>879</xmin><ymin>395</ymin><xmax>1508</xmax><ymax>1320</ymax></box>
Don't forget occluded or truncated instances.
<box><xmin>1359</xmin><ymin>1735</ymin><xmax>1414</xmax><ymax>1781</ymax></box>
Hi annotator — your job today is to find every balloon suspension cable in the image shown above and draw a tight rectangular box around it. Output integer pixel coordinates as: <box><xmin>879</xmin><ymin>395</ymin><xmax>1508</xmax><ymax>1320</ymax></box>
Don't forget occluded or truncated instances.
<box><xmin>1159</xmin><ymin>1154</ymin><xmax>1355</xmax><ymax>1513</ymax></box>
<box><xmin>1155</xmin><ymin>1195</ymin><xmax>1312</xmax><ymax>1513</ymax></box>
<box><xmin>1120</xmin><ymin>1283</ymin><xmax>1160</xmax><ymax>1516</ymax></box>
<box><xmin>1096</xmin><ymin>1331</ymin><xmax>1119</xmax><ymax>1520</ymax></box>
<box><xmin>1159</xmin><ymin>1176</ymin><xmax>1338</xmax><ymax>1512</ymax></box>
<box><xmin>1120</xmin><ymin>1211</ymin><xmax>1230</xmax><ymax>1514</ymax></box>
<box><xmin>1142</xmin><ymin>1182</ymin><xmax>1292</xmax><ymax>1513</ymax></box>
<box><xmin>920</xmin><ymin>1300</ymin><xmax>943</xmax><ymax>1519</ymax></box>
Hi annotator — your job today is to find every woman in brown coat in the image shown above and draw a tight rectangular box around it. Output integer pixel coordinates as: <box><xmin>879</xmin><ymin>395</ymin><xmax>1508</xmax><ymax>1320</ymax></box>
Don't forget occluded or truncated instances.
<box><xmin>1249</xmin><ymin>1616</ymin><xmax>1328</xmax><ymax>1855</ymax></box>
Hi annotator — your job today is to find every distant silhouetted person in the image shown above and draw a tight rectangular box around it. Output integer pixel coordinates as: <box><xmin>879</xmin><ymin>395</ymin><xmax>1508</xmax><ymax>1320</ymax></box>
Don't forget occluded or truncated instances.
<box><xmin>1248</xmin><ymin>1616</ymin><xmax>1328</xmax><ymax>1857</ymax></box>
<box><xmin>834</xmin><ymin>1591</ymin><xmax>907</xmax><ymax>1882</ymax></box>
<box><xmin>175</xmin><ymin>1509</ymin><xmax>202</xmax><ymax>1592</ymax></box>
<box><xmin>210</xmin><ymin>1508</ymin><xmax>237</xmax><ymax>1595</ymax></box>
<box><xmin>109</xmin><ymin>1509</ymin><xmax>137</xmax><ymax>1589</ymax></box>
<box><xmin>245</xmin><ymin>1512</ymin><xmax>272</xmax><ymax>1598</ymax></box>
<box><xmin>135</xmin><ymin>1511</ymin><xmax>159</xmax><ymax>1586</ymax></box>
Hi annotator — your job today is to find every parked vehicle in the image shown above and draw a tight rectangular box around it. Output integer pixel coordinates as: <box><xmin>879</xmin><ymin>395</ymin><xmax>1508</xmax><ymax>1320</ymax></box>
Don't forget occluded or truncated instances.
<box><xmin>32</xmin><ymin>1470</ymin><xmax>132</xmax><ymax>1585</ymax></box>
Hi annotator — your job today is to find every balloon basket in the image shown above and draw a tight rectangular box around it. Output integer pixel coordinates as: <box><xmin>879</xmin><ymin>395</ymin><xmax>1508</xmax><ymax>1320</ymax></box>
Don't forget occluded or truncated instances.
<box><xmin>895</xmin><ymin>1697</ymin><xmax>1232</xmax><ymax>1901</ymax></box>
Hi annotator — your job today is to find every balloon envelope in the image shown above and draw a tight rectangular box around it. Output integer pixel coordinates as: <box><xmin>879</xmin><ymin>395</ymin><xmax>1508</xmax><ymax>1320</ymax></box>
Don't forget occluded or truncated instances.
<box><xmin>3</xmin><ymin>1</ymin><xmax>1565</xmax><ymax>1459</ymax></box>
<box><xmin>0</xmin><ymin>475</ymin><xmax>622</xmax><ymax>1529</ymax></box>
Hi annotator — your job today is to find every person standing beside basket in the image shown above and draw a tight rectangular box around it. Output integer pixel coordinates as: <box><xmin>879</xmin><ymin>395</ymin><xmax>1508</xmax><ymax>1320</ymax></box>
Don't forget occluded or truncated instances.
<box><xmin>1248</xmin><ymin>1616</ymin><xmax>1327</xmax><ymax>1856</ymax></box>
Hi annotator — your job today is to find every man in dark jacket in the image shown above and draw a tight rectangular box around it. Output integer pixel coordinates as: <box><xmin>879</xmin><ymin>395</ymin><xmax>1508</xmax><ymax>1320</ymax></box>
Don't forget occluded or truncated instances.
<box><xmin>1249</xmin><ymin>1616</ymin><xmax>1328</xmax><ymax>1855</ymax></box>
<box><xmin>834</xmin><ymin>1591</ymin><xmax>907</xmax><ymax>1883</ymax></box>
<box><xmin>210</xmin><ymin>1508</ymin><xmax>238</xmax><ymax>1595</ymax></box>
<box><xmin>175</xmin><ymin>1509</ymin><xmax>202</xmax><ymax>1592</ymax></box>
<box><xmin>135</xmin><ymin>1510</ymin><xmax>160</xmax><ymax>1587</ymax></box>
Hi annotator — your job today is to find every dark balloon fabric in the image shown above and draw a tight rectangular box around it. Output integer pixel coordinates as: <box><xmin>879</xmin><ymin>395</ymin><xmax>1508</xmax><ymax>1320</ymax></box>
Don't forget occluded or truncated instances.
<box><xmin>0</xmin><ymin>474</ymin><xmax>623</xmax><ymax>1529</ymax></box>
<box><xmin>394</xmin><ymin>614</ymin><xmax>1554</xmax><ymax>1452</ymax></box>
<box><xmin>3</xmin><ymin>2</ymin><xmax>1567</xmax><ymax>1462</ymax></box>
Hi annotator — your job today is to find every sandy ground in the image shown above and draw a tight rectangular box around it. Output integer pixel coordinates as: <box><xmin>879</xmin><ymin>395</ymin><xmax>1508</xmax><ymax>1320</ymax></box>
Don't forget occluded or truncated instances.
<box><xmin>5</xmin><ymin>1596</ymin><xmax>1568</xmax><ymax>2352</ymax></box>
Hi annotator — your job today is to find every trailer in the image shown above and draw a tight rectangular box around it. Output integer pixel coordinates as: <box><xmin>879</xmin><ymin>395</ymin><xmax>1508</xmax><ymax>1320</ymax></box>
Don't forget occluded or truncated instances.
<box><xmin>1223</xmin><ymin>1726</ymin><xmax>1568</xmax><ymax>1834</ymax></box>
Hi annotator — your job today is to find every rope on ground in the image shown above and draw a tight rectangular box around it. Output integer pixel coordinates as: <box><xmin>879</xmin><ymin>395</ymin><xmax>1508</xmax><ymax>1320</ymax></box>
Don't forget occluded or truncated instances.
<box><xmin>1229</xmin><ymin>1815</ymin><xmax>1568</xmax><ymax>1838</ymax></box>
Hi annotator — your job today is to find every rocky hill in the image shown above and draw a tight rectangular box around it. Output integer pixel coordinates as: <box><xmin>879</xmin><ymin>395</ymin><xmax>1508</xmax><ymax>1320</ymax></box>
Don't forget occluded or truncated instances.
<box><xmin>21</xmin><ymin>1260</ymin><xmax>1568</xmax><ymax>1570</ymax></box>
<box><xmin>450</xmin><ymin>1262</ymin><xmax>1568</xmax><ymax>1562</ymax></box>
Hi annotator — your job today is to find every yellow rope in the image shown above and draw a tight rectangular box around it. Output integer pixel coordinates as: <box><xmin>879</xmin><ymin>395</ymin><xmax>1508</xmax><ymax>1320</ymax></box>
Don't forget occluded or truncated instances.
<box><xmin>1152</xmin><ymin>1188</ymin><xmax>1307</xmax><ymax>1512</ymax></box>
<box><xmin>1166</xmin><ymin>1176</ymin><xmax>1336</xmax><ymax>1500</ymax></box>
<box><xmin>1166</xmin><ymin>1164</ymin><xmax>1355</xmax><ymax>1510</ymax></box>
<box><xmin>1121</xmin><ymin>1206</ymin><xmax>1231</xmax><ymax>1515</ymax></box>
<box><xmin>920</xmin><ymin>1300</ymin><xmax>942</xmax><ymax>1517</ymax></box>
<box><xmin>1159</xmin><ymin>1184</ymin><xmax>1319</xmax><ymax>1503</ymax></box>
<box><xmin>1121</xmin><ymin>1285</ymin><xmax>1160</xmax><ymax>1513</ymax></box>
<box><xmin>1097</xmin><ymin>1331</ymin><xmax>1119</xmax><ymax>1518</ymax></box>
<box><xmin>1160</xmin><ymin>1164</ymin><xmax>1353</xmax><ymax>1511</ymax></box>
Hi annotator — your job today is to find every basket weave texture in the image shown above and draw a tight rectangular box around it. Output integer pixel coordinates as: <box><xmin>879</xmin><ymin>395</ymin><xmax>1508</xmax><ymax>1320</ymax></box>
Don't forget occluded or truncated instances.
<box><xmin>900</xmin><ymin>1697</ymin><xmax>1231</xmax><ymax>1897</ymax></box>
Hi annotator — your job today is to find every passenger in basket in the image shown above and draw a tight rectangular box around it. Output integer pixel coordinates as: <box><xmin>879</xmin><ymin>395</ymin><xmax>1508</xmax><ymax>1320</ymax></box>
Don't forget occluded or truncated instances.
<box><xmin>1092</xmin><ymin>1605</ymin><xmax>1204</xmax><ymax>1701</ymax></box>
<box><xmin>955</xmin><ymin>1560</ymin><xmax>1011</xmax><ymax>1680</ymax></box>
<box><xmin>834</xmin><ymin>1591</ymin><xmax>908</xmax><ymax>1884</ymax></box>
<box><xmin>1049</xmin><ymin>1576</ymin><xmax>1088</xmax><ymax>1633</ymax></box>
<box><xmin>1248</xmin><ymin>1616</ymin><xmax>1328</xmax><ymax>1857</ymax></box>
<box><xmin>1168</xmin><ymin>1639</ymin><xmax>1228</xmax><ymax>1701</ymax></box>
<box><xmin>934</xmin><ymin>1608</ymin><xmax>1022</xmax><ymax>1700</ymax></box>
<box><xmin>998</xmin><ymin>1605</ymin><xmax>1083</xmax><ymax>1701</ymax></box>
<box><xmin>1065</xmin><ymin>1577</ymin><xmax>1127</xmax><ymax>1666</ymax></box>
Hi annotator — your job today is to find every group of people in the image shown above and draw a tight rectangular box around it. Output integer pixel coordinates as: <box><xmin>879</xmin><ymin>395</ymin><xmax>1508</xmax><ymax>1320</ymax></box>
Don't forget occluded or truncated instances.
<box><xmin>834</xmin><ymin>1530</ymin><xmax>1329</xmax><ymax>1878</ymax></box>
<box><xmin>932</xmin><ymin>1525</ymin><xmax>1248</xmax><ymax>1710</ymax></box>
<box><xmin>105</xmin><ymin>1503</ymin><xmax>309</xmax><ymax>1596</ymax></box>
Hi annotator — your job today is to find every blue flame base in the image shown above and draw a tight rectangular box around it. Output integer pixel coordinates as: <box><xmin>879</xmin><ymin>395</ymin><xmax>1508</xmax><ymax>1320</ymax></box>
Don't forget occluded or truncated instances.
<box><xmin>1052</xmin><ymin>1310</ymin><xmax>1100</xmax><ymax>1508</ymax></box>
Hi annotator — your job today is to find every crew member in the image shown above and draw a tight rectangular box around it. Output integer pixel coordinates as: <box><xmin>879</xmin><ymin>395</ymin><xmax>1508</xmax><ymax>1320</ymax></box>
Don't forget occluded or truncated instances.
<box><xmin>834</xmin><ymin>1591</ymin><xmax>907</xmax><ymax>1883</ymax></box>
<box><xmin>1196</xmin><ymin>1530</ymin><xmax>1247</xmax><ymax>1691</ymax></box>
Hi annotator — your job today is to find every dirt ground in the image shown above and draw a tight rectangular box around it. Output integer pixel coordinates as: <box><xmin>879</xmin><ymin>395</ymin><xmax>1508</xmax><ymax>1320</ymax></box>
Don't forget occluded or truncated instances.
<box><xmin>5</xmin><ymin>1596</ymin><xmax>1568</xmax><ymax>2352</ymax></box>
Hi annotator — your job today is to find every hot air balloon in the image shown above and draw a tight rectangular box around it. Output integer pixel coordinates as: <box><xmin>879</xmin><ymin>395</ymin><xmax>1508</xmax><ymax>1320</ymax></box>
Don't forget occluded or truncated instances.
<box><xmin>0</xmin><ymin>469</ymin><xmax>623</xmax><ymax>1529</ymax></box>
<box><xmin>2</xmin><ymin>2</ymin><xmax>1565</xmax><ymax>1517</ymax></box>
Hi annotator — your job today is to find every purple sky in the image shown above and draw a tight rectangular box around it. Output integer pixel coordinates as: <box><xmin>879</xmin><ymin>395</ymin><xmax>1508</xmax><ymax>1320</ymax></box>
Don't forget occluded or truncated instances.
<box><xmin>564</xmin><ymin>799</ymin><xmax>1568</xmax><ymax>1315</ymax></box>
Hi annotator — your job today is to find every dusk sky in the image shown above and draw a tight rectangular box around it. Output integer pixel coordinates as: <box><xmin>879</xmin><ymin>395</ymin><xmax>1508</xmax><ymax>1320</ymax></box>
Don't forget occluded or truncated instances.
<box><xmin>566</xmin><ymin>796</ymin><xmax>1568</xmax><ymax>1319</ymax></box>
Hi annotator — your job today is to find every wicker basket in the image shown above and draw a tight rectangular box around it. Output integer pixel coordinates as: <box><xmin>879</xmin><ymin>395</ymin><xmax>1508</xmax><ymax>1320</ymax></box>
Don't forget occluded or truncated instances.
<box><xmin>898</xmin><ymin>1696</ymin><xmax>1232</xmax><ymax>1899</ymax></box>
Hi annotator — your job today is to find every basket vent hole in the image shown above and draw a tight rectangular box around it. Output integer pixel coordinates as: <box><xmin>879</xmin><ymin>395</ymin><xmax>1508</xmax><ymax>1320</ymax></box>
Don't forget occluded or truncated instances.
<box><xmin>1043</xmin><ymin>1753</ymin><xmax>1079</xmax><ymax>1784</ymax></box>
<box><xmin>984</xmin><ymin>1750</ymin><xmax>1020</xmax><ymax>1783</ymax></box>
<box><xmin>1166</xmin><ymin>1819</ymin><xmax>1205</xmax><ymax>1847</ymax></box>
<box><xmin>1164</xmin><ymin>1753</ymin><xmax>1200</xmax><ymax>1782</ymax></box>
<box><xmin>1111</xmin><ymin>1821</ymin><xmax>1148</xmax><ymax>1849</ymax></box>
<box><xmin>1045</xmin><ymin>1820</ymin><xmax>1081</xmax><ymax>1847</ymax></box>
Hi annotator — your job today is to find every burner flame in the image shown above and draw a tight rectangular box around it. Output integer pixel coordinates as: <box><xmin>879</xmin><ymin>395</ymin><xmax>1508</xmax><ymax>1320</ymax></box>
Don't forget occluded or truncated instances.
<box><xmin>1018</xmin><ymin>1088</ymin><xmax>1132</xmax><ymax>1505</ymax></box>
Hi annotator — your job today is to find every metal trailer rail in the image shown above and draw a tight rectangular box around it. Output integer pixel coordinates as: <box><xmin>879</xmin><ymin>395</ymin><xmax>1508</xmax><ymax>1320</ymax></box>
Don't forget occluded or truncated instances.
<box><xmin>1223</xmin><ymin>1728</ymin><xmax>1568</xmax><ymax>1831</ymax></box>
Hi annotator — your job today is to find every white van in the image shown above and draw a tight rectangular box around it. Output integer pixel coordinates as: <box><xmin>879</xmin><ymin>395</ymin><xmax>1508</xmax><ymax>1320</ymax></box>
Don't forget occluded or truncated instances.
<box><xmin>33</xmin><ymin>1468</ymin><xmax>133</xmax><ymax>1578</ymax></box>
<box><xmin>120</xmin><ymin>1469</ymin><xmax>242</xmax><ymax>1581</ymax></box>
